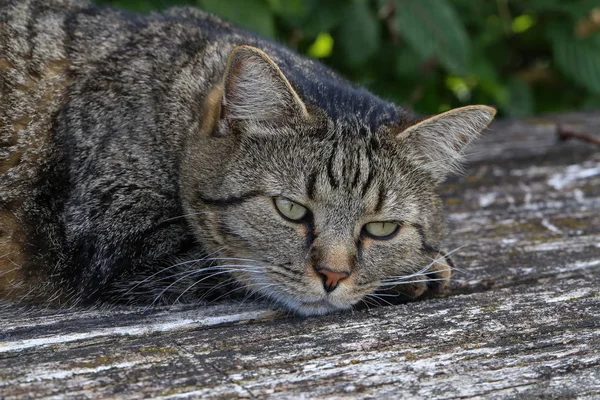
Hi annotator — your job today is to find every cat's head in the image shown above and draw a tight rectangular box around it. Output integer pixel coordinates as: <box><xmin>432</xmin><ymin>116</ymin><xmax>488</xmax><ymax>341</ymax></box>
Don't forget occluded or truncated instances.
<box><xmin>180</xmin><ymin>46</ymin><xmax>495</xmax><ymax>315</ymax></box>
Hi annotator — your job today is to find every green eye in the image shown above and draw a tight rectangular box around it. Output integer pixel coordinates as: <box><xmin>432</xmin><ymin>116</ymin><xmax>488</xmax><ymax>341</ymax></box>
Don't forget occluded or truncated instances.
<box><xmin>274</xmin><ymin>197</ymin><xmax>308</xmax><ymax>222</ymax></box>
<box><xmin>364</xmin><ymin>221</ymin><xmax>401</xmax><ymax>239</ymax></box>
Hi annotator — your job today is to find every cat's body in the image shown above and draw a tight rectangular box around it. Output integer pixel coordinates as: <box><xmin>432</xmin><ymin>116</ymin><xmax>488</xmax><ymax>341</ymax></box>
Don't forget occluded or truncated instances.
<box><xmin>0</xmin><ymin>0</ymin><xmax>494</xmax><ymax>315</ymax></box>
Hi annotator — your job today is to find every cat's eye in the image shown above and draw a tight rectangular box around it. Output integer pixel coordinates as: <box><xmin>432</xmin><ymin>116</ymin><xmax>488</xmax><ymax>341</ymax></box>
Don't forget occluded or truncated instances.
<box><xmin>363</xmin><ymin>221</ymin><xmax>401</xmax><ymax>239</ymax></box>
<box><xmin>274</xmin><ymin>197</ymin><xmax>309</xmax><ymax>222</ymax></box>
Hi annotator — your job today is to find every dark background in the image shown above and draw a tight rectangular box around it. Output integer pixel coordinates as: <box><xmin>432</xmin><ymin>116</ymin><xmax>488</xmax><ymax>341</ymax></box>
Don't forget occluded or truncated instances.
<box><xmin>93</xmin><ymin>0</ymin><xmax>600</xmax><ymax>117</ymax></box>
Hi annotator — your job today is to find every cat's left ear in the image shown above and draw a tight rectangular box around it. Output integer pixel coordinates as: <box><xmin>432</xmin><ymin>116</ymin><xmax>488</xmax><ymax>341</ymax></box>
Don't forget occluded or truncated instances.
<box><xmin>201</xmin><ymin>45</ymin><xmax>309</xmax><ymax>135</ymax></box>
<box><xmin>396</xmin><ymin>105</ymin><xmax>496</xmax><ymax>182</ymax></box>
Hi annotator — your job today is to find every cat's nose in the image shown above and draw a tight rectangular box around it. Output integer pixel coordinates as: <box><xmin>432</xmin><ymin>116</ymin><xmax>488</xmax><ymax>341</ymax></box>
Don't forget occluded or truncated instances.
<box><xmin>314</xmin><ymin>266</ymin><xmax>350</xmax><ymax>293</ymax></box>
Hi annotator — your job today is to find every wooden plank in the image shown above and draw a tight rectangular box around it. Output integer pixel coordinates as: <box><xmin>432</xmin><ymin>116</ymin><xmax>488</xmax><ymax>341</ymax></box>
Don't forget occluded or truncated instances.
<box><xmin>1</xmin><ymin>111</ymin><xmax>599</xmax><ymax>399</ymax></box>
<box><xmin>1</xmin><ymin>277</ymin><xmax>598</xmax><ymax>398</ymax></box>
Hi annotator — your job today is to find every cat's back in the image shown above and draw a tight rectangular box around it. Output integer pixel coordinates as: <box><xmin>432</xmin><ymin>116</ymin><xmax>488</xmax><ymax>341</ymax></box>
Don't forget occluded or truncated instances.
<box><xmin>0</xmin><ymin>0</ymin><xmax>232</xmax><ymax>299</ymax></box>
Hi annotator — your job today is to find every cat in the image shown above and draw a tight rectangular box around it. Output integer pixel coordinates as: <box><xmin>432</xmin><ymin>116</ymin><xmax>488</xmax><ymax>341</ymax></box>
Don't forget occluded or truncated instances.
<box><xmin>0</xmin><ymin>0</ymin><xmax>495</xmax><ymax>315</ymax></box>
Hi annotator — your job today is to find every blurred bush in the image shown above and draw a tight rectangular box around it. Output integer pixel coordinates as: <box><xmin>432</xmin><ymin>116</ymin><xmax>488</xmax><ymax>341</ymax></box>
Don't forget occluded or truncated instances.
<box><xmin>94</xmin><ymin>0</ymin><xmax>600</xmax><ymax>117</ymax></box>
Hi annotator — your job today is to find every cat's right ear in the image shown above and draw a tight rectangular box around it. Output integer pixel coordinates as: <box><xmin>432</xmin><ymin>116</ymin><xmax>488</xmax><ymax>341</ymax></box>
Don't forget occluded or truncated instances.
<box><xmin>395</xmin><ymin>105</ymin><xmax>496</xmax><ymax>183</ymax></box>
<box><xmin>200</xmin><ymin>45</ymin><xmax>309</xmax><ymax>136</ymax></box>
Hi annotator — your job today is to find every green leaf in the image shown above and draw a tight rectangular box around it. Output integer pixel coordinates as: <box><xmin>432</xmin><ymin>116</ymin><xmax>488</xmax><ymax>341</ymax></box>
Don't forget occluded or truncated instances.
<box><xmin>394</xmin><ymin>0</ymin><xmax>471</xmax><ymax>75</ymax></box>
<box><xmin>283</xmin><ymin>0</ymin><xmax>350</xmax><ymax>37</ymax></box>
<box><xmin>551</xmin><ymin>27</ymin><xmax>600</xmax><ymax>94</ymax></box>
<box><xmin>470</xmin><ymin>51</ymin><xmax>498</xmax><ymax>82</ymax></box>
<box><xmin>267</xmin><ymin>0</ymin><xmax>306</xmax><ymax>18</ymax></box>
<box><xmin>541</xmin><ymin>0</ymin><xmax>600</xmax><ymax>19</ymax></box>
<box><xmin>337</xmin><ymin>0</ymin><xmax>380</xmax><ymax>67</ymax></box>
<box><xmin>512</xmin><ymin>14</ymin><xmax>536</xmax><ymax>34</ymax></box>
<box><xmin>395</xmin><ymin>45</ymin><xmax>424</xmax><ymax>78</ymax></box>
<box><xmin>527</xmin><ymin>0</ymin><xmax>569</xmax><ymax>13</ymax></box>
<box><xmin>308</xmin><ymin>32</ymin><xmax>335</xmax><ymax>58</ymax></box>
<box><xmin>199</xmin><ymin>0</ymin><xmax>275</xmax><ymax>37</ymax></box>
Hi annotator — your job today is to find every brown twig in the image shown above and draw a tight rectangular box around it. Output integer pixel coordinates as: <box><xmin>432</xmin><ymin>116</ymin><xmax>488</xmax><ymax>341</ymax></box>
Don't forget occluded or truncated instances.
<box><xmin>557</xmin><ymin>124</ymin><xmax>600</xmax><ymax>146</ymax></box>
<box><xmin>496</xmin><ymin>0</ymin><xmax>512</xmax><ymax>35</ymax></box>
<box><xmin>378</xmin><ymin>0</ymin><xmax>400</xmax><ymax>45</ymax></box>
<box><xmin>288</xmin><ymin>29</ymin><xmax>303</xmax><ymax>49</ymax></box>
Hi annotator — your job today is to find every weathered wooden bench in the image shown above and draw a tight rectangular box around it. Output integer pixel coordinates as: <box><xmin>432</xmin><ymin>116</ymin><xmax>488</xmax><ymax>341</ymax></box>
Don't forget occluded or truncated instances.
<box><xmin>1</xmin><ymin>111</ymin><xmax>599</xmax><ymax>399</ymax></box>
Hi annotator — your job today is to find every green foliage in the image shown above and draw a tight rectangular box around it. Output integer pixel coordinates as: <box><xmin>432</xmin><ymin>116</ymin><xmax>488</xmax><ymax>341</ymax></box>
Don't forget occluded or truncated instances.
<box><xmin>551</xmin><ymin>24</ymin><xmax>600</xmax><ymax>93</ymax></box>
<box><xmin>337</xmin><ymin>0</ymin><xmax>380</xmax><ymax>67</ymax></box>
<box><xmin>200</xmin><ymin>0</ymin><xmax>275</xmax><ymax>37</ymax></box>
<box><xmin>395</xmin><ymin>0</ymin><xmax>470</xmax><ymax>75</ymax></box>
<box><xmin>94</xmin><ymin>0</ymin><xmax>600</xmax><ymax>116</ymax></box>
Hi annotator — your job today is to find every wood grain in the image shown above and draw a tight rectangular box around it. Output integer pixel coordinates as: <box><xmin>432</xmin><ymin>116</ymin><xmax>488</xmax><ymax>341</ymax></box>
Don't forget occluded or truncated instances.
<box><xmin>1</xmin><ymin>111</ymin><xmax>599</xmax><ymax>399</ymax></box>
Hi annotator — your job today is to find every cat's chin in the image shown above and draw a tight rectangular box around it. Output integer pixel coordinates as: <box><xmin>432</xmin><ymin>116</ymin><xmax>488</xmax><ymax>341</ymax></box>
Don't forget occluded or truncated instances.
<box><xmin>283</xmin><ymin>298</ymin><xmax>354</xmax><ymax>316</ymax></box>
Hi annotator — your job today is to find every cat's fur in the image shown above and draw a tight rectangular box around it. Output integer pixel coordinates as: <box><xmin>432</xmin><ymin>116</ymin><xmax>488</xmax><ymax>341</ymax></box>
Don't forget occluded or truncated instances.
<box><xmin>0</xmin><ymin>0</ymin><xmax>495</xmax><ymax>315</ymax></box>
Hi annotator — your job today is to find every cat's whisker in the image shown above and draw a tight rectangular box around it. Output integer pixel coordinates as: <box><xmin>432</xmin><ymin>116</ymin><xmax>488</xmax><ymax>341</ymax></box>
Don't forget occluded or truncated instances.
<box><xmin>380</xmin><ymin>270</ymin><xmax>454</xmax><ymax>283</ymax></box>
<box><xmin>199</xmin><ymin>280</ymin><xmax>246</xmax><ymax>304</ymax></box>
<box><xmin>418</xmin><ymin>245</ymin><xmax>466</xmax><ymax>271</ymax></box>
<box><xmin>379</xmin><ymin>244</ymin><xmax>468</xmax><ymax>286</ymax></box>
<box><xmin>162</xmin><ymin>211</ymin><xmax>215</xmax><ymax>222</ymax></box>
<box><xmin>439</xmin><ymin>243</ymin><xmax>468</xmax><ymax>257</ymax></box>
<box><xmin>383</xmin><ymin>265</ymin><xmax>453</xmax><ymax>281</ymax></box>
<box><xmin>236</xmin><ymin>283</ymin><xmax>280</xmax><ymax>310</ymax></box>
<box><xmin>423</xmin><ymin>245</ymin><xmax>471</xmax><ymax>277</ymax></box>
<box><xmin>148</xmin><ymin>266</ymin><xmax>259</xmax><ymax>308</ymax></box>
<box><xmin>383</xmin><ymin>267</ymin><xmax>454</xmax><ymax>281</ymax></box>
<box><xmin>203</xmin><ymin>256</ymin><xmax>266</xmax><ymax>264</ymax></box>
<box><xmin>150</xmin><ymin>264</ymin><xmax>257</xmax><ymax>302</ymax></box>
<box><xmin>172</xmin><ymin>270</ymin><xmax>246</xmax><ymax>304</ymax></box>
<box><xmin>396</xmin><ymin>259</ymin><xmax>439</xmax><ymax>279</ymax></box>
<box><xmin>148</xmin><ymin>262</ymin><xmax>267</xmax><ymax>307</ymax></box>
<box><xmin>152</xmin><ymin>263</ymin><xmax>263</xmax><ymax>283</ymax></box>
<box><xmin>381</xmin><ymin>274</ymin><xmax>453</xmax><ymax>283</ymax></box>
<box><xmin>378</xmin><ymin>277</ymin><xmax>456</xmax><ymax>287</ymax></box>
<box><xmin>366</xmin><ymin>292</ymin><xmax>404</xmax><ymax>297</ymax></box>
<box><xmin>117</xmin><ymin>247</ymin><xmax>227</xmax><ymax>301</ymax></box>
<box><xmin>240</xmin><ymin>292</ymin><xmax>261</xmax><ymax>308</ymax></box>
<box><xmin>359</xmin><ymin>296</ymin><xmax>377</xmax><ymax>311</ymax></box>
<box><xmin>203</xmin><ymin>285</ymin><xmax>247</xmax><ymax>305</ymax></box>
<box><xmin>364</xmin><ymin>293</ymin><xmax>395</xmax><ymax>307</ymax></box>
<box><xmin>423</xmin><ymin>255</ymin><xmax>469</xmax><ymax>274</ymax></box>
<box><xmin>224</xmin><ymin>279</ymin><xmax>281</xmax><ymax>310</ymax></box>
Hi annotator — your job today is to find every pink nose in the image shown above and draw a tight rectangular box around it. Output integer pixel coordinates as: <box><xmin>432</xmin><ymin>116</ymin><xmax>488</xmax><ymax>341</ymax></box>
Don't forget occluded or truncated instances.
<box><xmin>314</xmin><ymin>266</ymin><xmax>350</xmax><ymax>293</ymax></box>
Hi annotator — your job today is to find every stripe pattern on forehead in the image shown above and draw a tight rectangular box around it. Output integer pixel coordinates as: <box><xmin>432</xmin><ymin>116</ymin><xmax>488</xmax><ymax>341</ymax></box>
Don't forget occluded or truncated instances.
<box><xmin>315</xmin><ymin>122</ymin><xmax>381</xmax><ymax>201</ymax></box>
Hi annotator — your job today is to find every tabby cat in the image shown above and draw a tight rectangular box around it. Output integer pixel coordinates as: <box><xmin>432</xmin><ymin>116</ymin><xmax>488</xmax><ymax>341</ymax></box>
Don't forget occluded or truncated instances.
<box><xmin>0</xmin><ymin>0</ymin><xmax>495</xmax><ymax>315</ymax></box>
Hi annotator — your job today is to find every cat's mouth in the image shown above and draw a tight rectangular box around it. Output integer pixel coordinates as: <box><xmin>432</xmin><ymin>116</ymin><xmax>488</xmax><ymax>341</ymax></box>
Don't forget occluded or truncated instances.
<box><xmin>234</xmin><ymin>267</ymin><xmax>360</xmax><ymax>315</ymax></box>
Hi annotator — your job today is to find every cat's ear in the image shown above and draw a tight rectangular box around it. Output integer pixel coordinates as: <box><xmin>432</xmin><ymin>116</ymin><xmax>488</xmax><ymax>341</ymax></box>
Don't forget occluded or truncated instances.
<box><xmin>396</xmin><ymin>105</ymin><xmax>496</xmax><ymax>182</ymax></box>
<box><xmin>201</xmin><ymin>45</ymin><xmax>308</xmax><ymax>135</ymax></box>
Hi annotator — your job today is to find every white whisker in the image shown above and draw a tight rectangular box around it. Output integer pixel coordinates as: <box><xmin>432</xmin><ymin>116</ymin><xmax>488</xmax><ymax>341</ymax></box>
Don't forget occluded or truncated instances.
<box><xmin>364</xmin><ymin>293</ymin><xmax>395</xmax><ymax>307</ymax></box>
<box><xmin>118</xmin><ymin>247</ymin><xmax>226</xmax><ymax>300</ymax></box>
<box><xmin>162</xmin><ymin>211</ymin><xmax>214</xmax><ymax>222</ymax></box>
<box><xmin>378</xmin><ymin>277</ymin><xmax>454</xmax><ymax>286</ymax></box>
